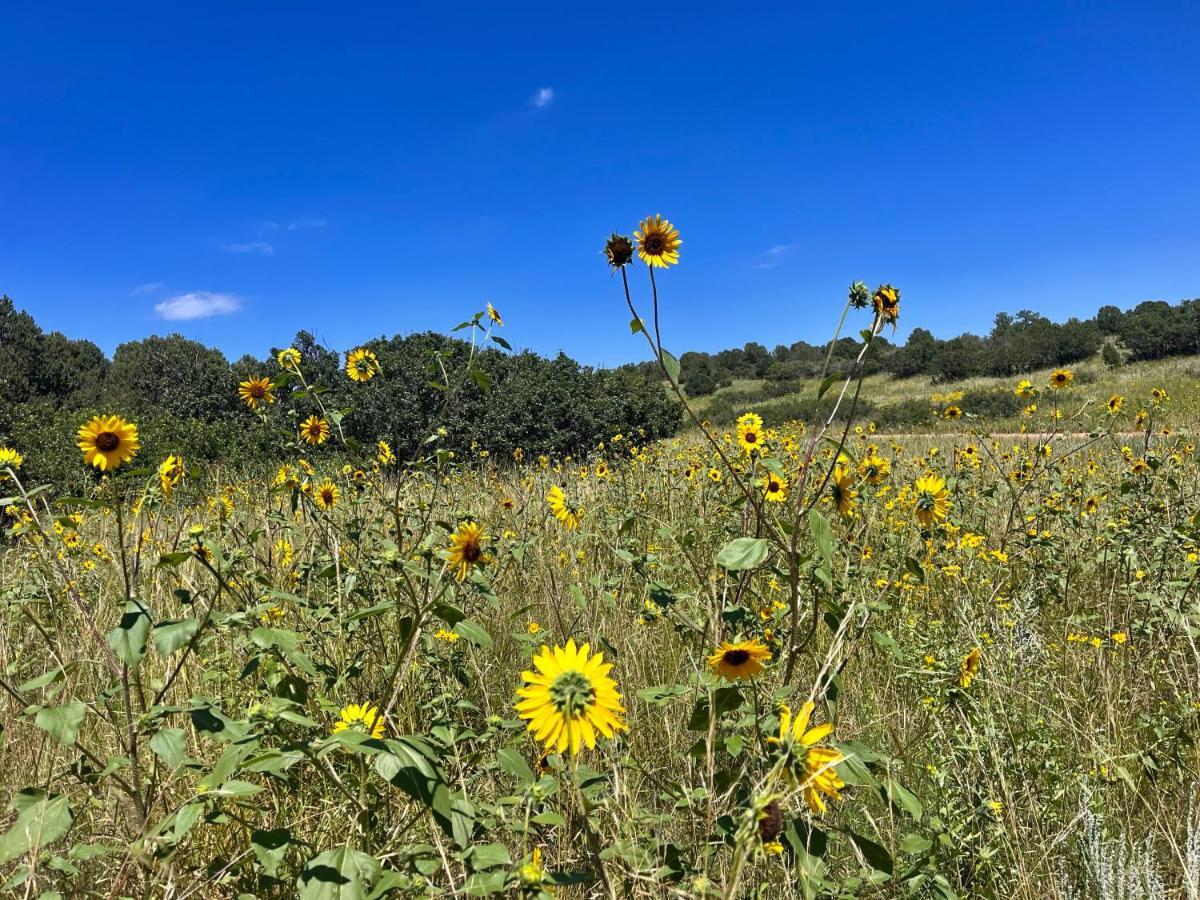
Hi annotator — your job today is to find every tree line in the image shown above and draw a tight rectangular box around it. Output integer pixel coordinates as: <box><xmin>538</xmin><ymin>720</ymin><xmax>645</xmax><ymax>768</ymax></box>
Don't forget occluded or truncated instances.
<box><xmin>661</xmin><ymin>297</ymin><xmax>1200</xmax><ymax>397</ymax></box>
<box><xmin>0</xmin><ymin>296</ymin><xmax>680</xmax><ymax>487</ymax></box>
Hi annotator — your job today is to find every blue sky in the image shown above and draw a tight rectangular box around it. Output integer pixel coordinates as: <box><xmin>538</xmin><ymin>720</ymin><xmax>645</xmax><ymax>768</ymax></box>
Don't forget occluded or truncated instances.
<box><xmin>2</xmin><ymin>2</ymin><xmax>1198</xmax><ymax>366</ymax></box>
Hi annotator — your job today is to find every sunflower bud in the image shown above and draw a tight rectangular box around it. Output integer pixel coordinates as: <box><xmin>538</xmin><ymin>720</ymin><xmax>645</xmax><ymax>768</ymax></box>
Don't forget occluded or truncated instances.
<box><xmin>604</xmin><ymin>233</ymin><xmax>634</xmax><ymax>270</ymax></box>
<box><xmin>848</xmin><ymin>281</ymin><xmax>870</xmax><ymax>309</ymax></box>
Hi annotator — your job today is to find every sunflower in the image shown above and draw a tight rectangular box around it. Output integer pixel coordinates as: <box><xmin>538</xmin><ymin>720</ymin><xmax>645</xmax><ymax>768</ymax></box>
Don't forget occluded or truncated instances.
<box><xmin>943</xmin><ymin>405</ymin><xmax>963</xmax><ymax>420</ymax></box>
<box><xmin>237</xmin><ymin>376</ymin><xmax>274</xmax><ymax>409</ymax></box>
<box><xmin>829</xmin><ymin>464</ymin><xmax>857</xmax><ymax>516</ymax></box>
<box><xmin>0</xmin><ymin>447</ymin><xmax>24</xmax><ymax>471</ymax></box>
<box><xmin>768</xmin><ymin>701</ymin><xmax>846</xmax><ymax>814</ymax></box>
<box><xmin>546</xmin><ymin>486</ymin><xmax>582</xmax><ymax>530</ymax></box>
<box><xmin>737</xmin><ymin>411</ymin><xmax>763</xmax><ymax>429</ymax></box>
<box><xmin>1049</xmin><ymin>369</ymin><xmax>1073</xmax><ymax>390</ymax></box>
<box><xmin>762</xmin><ymin>472</ymin><xmax>788</xmax><ymax>503</ymax></box>
<box><xmin>872</xmin><ymin>284</ymin><xmax>900</xmax><ymax>325</ymax></box>
<box><xmin>1014</xmin><ymin>379</ymin><xmax>1035</xmax><ymax>399</ymax></box>
<box><xmin>1107</xmin><ymin>394</ymin><xmax>1124</xmax><ymax>415</ymax></box>
<box><xmin>314</xmin><ymin>479</ymin><xmax>339</xmax><ymax>510</ymax></box>
<box><xmin>603</xmin><ymin>233</ymin><xmax>634</xmax><ymax>270</ymax></box>
<box><xmin>1150</xmin><ymin>387</ymin><xmax>1169</xmax><ymax>407</ymax></box>
<box><xmin>858</xmin><ymin>453</ymin><xmax>890</xmax><ymax>485</ymax></box>
<box><xmin>77</xmin><ymin>415</ymin><xmax>140</xmax><ymax>471</ymax></box>
<box><xmin>376</xmin><ymin>440</ymin><xmax>396</xmax><ymax>466</ymax></box>
<box><xmin>912</xmin><ymin>473</ymin><xmax>950</xmax><ymax>526</ymax></box>
<box><xmin>737</xmin><ymin>421</ymin><xmax>765</xmax><ymax>455</ymax></box>
<box><xmin>707</xmin><ymin>639</ymin><xmax>772</xmax><ymax>680</ymax></box>
<box><xmin>708</xmin><ymin>467</ymin><xmax>722</xmax><ymax>483</ymax></box>
<box><xmin>486</xmin><ymin>302</ymin><xmax>504</xmax><ymax>326</ymax></box>
<box><xmin>634</xmin><ymin>215</ymin><xmax>681</xmax><ymax>268</ymax></box>
<box><xmin>159</xmin><ymin>455</ymin><xmax>184</xmax><ymax>499</ymax></box>
<box><xmin>959</xmin><ymin>648</ymin><xmax>981</xmax><ymax>688</ymax></box>
<box><xmin>345</xmin><ymin>348</ymin><xmax>380</xmax><ymax>382</ymax></box>
<box><xmin>332</xmin><ymin>702</ymin><xmax>385</xmax><ymax>740</ymax></box>
<box><xmin>277</xmin><ymin>347</ymin><xmax>302</xmax><ymax>370</ymax></box>
<box><xmin>515</xmin><ymin>639</ymin><xmax>627</xmax><ymax>755</ymax></box>
<box><xmin>445</xmin><ymin>520</ymin><xmax>489</xmax><ymax>581</ymax></box>
<box><xmin>299</xmin><ymin>415</ymin><xmax>330</xmax><ymax>446</ymax></box>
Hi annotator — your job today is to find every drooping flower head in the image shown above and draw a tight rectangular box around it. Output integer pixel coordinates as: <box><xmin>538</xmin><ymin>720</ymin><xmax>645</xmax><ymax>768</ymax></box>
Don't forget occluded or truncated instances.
<box><xmin>277</xmin><ymin>347</ymin><xmax>302</xmax><ymax>371</ymax></box>
<box><xmin>872</xmin><ymin>284</ymin><xmax>900</xmax><ymax>325</ymax></box>
<box><xmin>159</xmin><ymin>455</ymin><xmax>184</xmax><ymax>499</ymax></box>
<box><xmin>0</xmin><ymin>447</ymin><xmax>24</xmax><ymax>472</ymax></box>
<box><xmin>515</xmin><ymin>639</ymin><xmax>626</xmax><ymax>755</ymax></box>
<box><xmin>960</xmin><ymin>647</ymin><xmax>982</xmax><ymax>688</ymax></box>
<box><xmin>77</xmin><ymin>415</ymin><xmax>140</xmax><ymax>471</ymax></box>
<box><xmin>830</xmin><ymin>464</ymin><xmax>857</xmax><ymax>517</ymax></box>
<box><xmin>486</xmin><ymin>302</ymin><xmax>504</xmax><ymax>326</ymax></box>
<box><xmin>546</xmin><ymin>485</ymin><xmax>582</xmax><ymax>530</ymax></box>
<box><xmin>767</xmin><ymin>701</ymin><xmax>846</xmax><ymax>814</ymax></box>
<box><xmin>912</xmin><ymin>473</ymin><xmax>950</xmax><ymax>526</ymax></box>
<box><xmin>445</xmin><ymin>520</ymin><xmax>489</xmax><ymax>581</ymax></box>
<box><xmin>603</xmin><ymin>233</ymin><xmax>634</xmax><ymax>271</ymax></box>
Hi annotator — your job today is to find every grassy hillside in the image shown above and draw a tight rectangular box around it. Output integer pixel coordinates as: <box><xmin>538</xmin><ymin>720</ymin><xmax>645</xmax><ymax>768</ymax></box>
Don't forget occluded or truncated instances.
<box><xmin>688</xmin><ymin>352</ymin><xmax>1200</xmax><ymax>432</ymax></box>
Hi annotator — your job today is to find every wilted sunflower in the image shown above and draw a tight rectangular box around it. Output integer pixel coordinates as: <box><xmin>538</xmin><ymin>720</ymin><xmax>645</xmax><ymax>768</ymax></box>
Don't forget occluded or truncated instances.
<box><xmin>515</xmin><ymin>639</ymin><xmax>626</xmax><ymax>755</ymax></box>
<box><xmin>959</xmin><ymin>648</ymin><xmax>982</xmax><ymax>688</ymax></box>
<box><xmin>829</xmin><ymin>464</ymin><xmax>857</xmax><ymax>517</ymax></box>
<box><xmin>299</xmin><ymin>415</ymin><xmax>330</xmax><ymax>446</ymax></box>
<box><xmin>762</xmin><ymin>472</ymin><xmax>788</xmax><ymax>503</ymax></box>
<box><xmin>159</xmin><ymin>455</ymin><xmax>184</xmax><ymax>499</ymax></box>
<box><xmin>859</xmin><ymin>453</ymin><xmax>890</xmax><ymax>485</ymax></box>
<box><xmin>768</xmin><ymin>701</ymin><xmax>846</xmax><ymax>815</ymax></box>
<box><xmin>603</xmin><ymin>233</ymin><xmax>634</xmax><ymax>270</ymax></box>
<box><xmin>546</xmin><ymin>486</ymin><xmax>582</xmax><ymax>530</ymax></box>
<box><xmin>0</xmin><ymin>447</ymin><xmax>24</xmax><ymax>471</ymax></box>
<box><xmin>445</xmin><ymin>520</ymin><xmax>489</xmax><ymax>581</ymax></box>
<box><xmin>707</xmin><ymin>639</ymin><xmax>772</xmax><ymax>680</ymax></box>
<box><xmin>314</xmin><ymin>479</ymin><xmax>339</xmax><ymax>510</ymax></box>
<box><xmin>1150</xmin><ymin>387</ymin><xmax>1169</xmax><ymax>407</ymax></box>
<box><xmin>1107</xmin><ymin>394</ymin><xmax>1124</xmax><ymax>415</ymax></box>
<box><xmin>332</xmin><ymin>702</ymin><xmax>385</xmax><ymax>740</ymax></box>
<box><xmin>486</xmin><ymin>302</ymin><xmax>504</xmax><ymax>326</ymax></box>
<box><xmin>1049</xmin><ymin>368</ymin><xmax>1073</xmax><ymax>390</ymax></box>
<box><xmin>345</xmin><ymin>348</ymin><xmax>380</xmax><ymax>383</ymax></box>
<box><xmin>77</xmin><ymin>415</ymin><xmax>140</xmax><ymax>471</ymax></box>
<box><xmin>238</xmin><ymin>377</ymin><xmax>273</xmax><ymax>409</ymax></box>
<box><xmin>872</xmin><ymin>284</ymin><xmax>900</xmax><ymax>325</ymax></box>
<box><xmin>634</xmin><ymin>215</ymin><xmax>681</xmax><ymax>268</ymax></box>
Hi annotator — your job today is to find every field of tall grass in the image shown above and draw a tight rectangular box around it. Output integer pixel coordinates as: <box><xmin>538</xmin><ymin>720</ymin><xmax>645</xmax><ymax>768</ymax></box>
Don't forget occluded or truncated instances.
<box><xmin>2</xmin><ymin>225</ymin><xmax>1199</xmax><ymax>898</ymax></box>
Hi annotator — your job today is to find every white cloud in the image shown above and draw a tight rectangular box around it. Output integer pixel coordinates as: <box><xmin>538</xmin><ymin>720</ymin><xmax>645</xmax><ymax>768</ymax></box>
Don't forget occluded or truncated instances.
<box><xmin>758</xmin><ymin>243</ymin><xmax>801</xmax><ymax>269</ymax></box>
<box><xmin>154</xmin><ymin>291</ymin><xmax>243</xmax><ymax>321</ymax></box>
<box><xmin>131</xmin><ymin>281</ymin><xmax>165</xmax><ymax>295</ymax></box>
<box><xmin>222</xmin><ymin>240</ymin><xmax>275</xmax><ymax>255</ymax></box>
<box><xmin>287</xmin><ymin>217</ymin><xmax>327</xmax><ymax>231</ymax></box>
<box><xmin>532</xmin><ymin>87</ymin><xmax>554</xmax><ymax>108</ymax></box>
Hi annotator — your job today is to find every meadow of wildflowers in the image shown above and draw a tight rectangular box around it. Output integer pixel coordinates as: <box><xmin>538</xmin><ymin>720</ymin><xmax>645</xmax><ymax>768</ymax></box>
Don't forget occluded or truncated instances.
<box><xmin>1</xmin><ymin>218</ymin><xmax>1198</xmax><ymax>899</ymax></box>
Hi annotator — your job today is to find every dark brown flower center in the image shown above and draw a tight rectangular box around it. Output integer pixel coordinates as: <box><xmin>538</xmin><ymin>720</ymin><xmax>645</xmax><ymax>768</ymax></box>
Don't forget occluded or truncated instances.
<box><xmin>463</xmin><ymin>542</ymin><xmax>481</xmax><ymax>562</ymax></box>
<box><xmin>95</xmin><ymin>432</ymin><xmax>120</xmax><ymax>451</ymax></box>
<box><xmin>643</xmin><ymin>234</ymin><xmax>666</xmax><ymax>254</ymax></box>
<box><xmin>249</xmin><ymin>383</ymin><xmax>266</xmax><ymax>398</ymax></box>
<box><xmin>724</xmin><ymin>649</ymin><xmax>751</xmax><ymax>666</ymax></box>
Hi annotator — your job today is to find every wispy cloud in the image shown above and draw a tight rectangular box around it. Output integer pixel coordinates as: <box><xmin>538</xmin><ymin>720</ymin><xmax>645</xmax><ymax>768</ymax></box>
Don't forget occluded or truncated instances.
<box><xmin>531</xmin><ymin>87</ymin><xmax>554</xmax><ymax>109</ymax></box>
<box><xmin>758</xmin><ymin>243</ymin><xmax>801</xmax><ymax>269</ymax></box>
<box><xmin>287</xmin><ymin>217</ymin><xmax>326</xmax><ymax>231</ymax></box>
<box><xmin>131</xmin><ymin>281</ymin><xmax>165</xmax><ymax>296</ymax></box>
<box><xmin>154</xmin><ymin>291</ymin><xmax>243</xmax><ymax>321</ymax></box>
<box><xmin>222</xmin><ymin>240</ymin><xmax>275</xmax><ymax>255</ymax></box>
